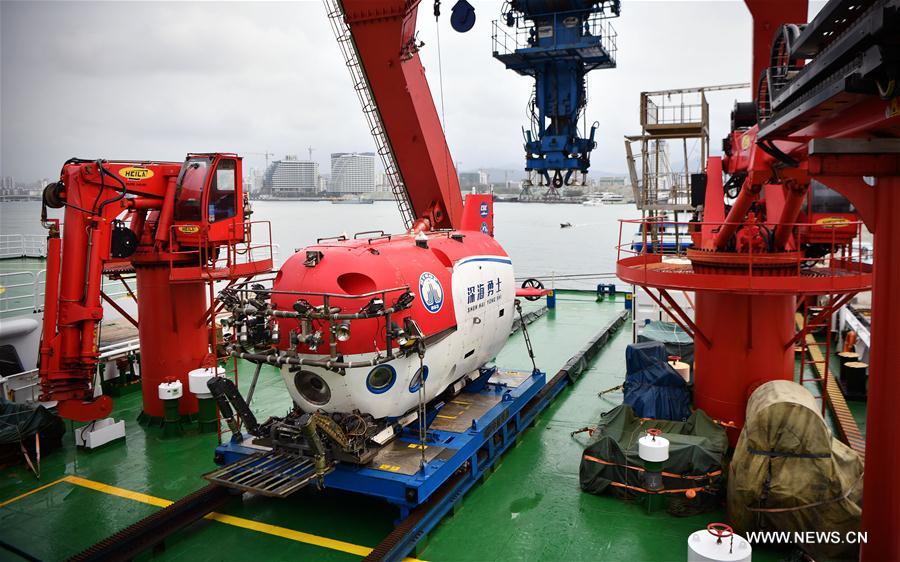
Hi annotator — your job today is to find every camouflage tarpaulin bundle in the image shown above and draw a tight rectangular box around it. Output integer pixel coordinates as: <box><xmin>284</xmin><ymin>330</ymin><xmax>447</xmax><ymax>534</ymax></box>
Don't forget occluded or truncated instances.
<box><xmin>728</xmin><ymin>380</ymin><xmax>864</xmax><ymax>559</ymax></box>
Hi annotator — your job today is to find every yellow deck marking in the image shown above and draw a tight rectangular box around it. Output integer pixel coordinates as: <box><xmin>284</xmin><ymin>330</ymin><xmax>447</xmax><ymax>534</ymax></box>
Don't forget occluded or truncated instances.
<box><xmin>63</xmin><ymin>475</ymin><xmax>171</xmax><ymax>508</ymax></box>
<box><xmin>0</xmin><ymin>477</ymin><xmax>67</xmax><ymax>508</ymax></box>
<box><xmin>436</xmin><ymin>414</ymin><xmax>458</xmax><ymax>420</ymax></box>
<box><xmin>3</xmin><ymin>475</ymin><xmax>424</xmax><ymax>560</ymax></box>
<box><xmin>450</xmin><ymin>400</ymin><xmax>471</xmax><ymax>405</ymax></box>
<box><xmin>207</xmin><ymin>512</ymin><xmax>375</xmax><ymax>557</ymax></box>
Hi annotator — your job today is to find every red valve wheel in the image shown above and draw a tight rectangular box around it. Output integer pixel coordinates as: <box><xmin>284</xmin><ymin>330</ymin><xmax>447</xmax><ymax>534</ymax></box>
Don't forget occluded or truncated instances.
<box><xmin>647</xmin><ymin>428</ymin><xmax>662</xmax><ymax>437</ymax></box>
<box><xmin>707</xmin><ymin>523</ymin><xmax>734</xmax><ymax>542</ymax></box>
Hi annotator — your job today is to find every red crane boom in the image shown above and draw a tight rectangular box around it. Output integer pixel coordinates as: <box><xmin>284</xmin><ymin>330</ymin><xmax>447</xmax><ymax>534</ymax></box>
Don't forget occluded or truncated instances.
<box><xmin>336</xmin><ymin>0</ymin><xmax>464</xmax><ymax>231</ymax></box>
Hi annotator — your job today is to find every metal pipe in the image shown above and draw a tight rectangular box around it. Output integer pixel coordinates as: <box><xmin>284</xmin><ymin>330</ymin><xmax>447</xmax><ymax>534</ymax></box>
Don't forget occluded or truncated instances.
<box><xmin>245</xmin><ymin>362</ymin><xmax>263</xmax><ymax>405</ymax></box>
<box><xmin>714</xmin><ymin>178</ymin><xmax>762</xmax><ymax>250</ymax></box>
<box><xmin>773</xmin><ymin>181</ymin><xmax>809</xmax><ymax>249</ymax></box>
<box><xmin>228</xmin><ymin>347</ymin><xmax>396</xmax><ymax>371</ymax></box>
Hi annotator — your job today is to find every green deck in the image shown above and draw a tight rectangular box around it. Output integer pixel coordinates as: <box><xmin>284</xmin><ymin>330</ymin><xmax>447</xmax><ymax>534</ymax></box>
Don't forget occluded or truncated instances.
<box><xmin>2</xmin><ymin>292</ymin><xmax>793</xmax><ymax>561</ymax></box>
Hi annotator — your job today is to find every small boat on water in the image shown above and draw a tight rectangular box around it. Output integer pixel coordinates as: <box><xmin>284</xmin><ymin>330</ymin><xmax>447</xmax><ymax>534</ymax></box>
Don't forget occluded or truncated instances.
<box><xmin>560</xmin><ymin>222</ymin><xmax>573</xmax><ymax>228</ymax></box>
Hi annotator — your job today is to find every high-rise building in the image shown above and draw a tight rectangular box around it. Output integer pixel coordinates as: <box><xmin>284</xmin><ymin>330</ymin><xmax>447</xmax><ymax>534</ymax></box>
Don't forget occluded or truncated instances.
<box><xmin>330</xmin><ymin>152</ymin><xmax>375</xmax><ymax>194</ymax></box>
<box><xmin>458</xmin><ymin>172</ymin><xmax>480</xmax><ymax>189</ymax></box>
<box><xmin>264</xmin><ymin>155</ymin><xmax>319</xmax><ymax>196</ymax></box>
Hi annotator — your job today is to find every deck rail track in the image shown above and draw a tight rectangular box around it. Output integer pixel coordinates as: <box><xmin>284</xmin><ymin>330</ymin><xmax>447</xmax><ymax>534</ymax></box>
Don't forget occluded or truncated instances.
<box><xmin>66</xmin><ymin>484</ymin><xmax>234</xmax><ymax>562</ymax></box>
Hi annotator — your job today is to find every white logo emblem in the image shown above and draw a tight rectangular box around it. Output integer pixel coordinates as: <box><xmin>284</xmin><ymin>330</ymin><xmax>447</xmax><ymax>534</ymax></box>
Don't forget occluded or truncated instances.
<box><xmin>479</xmin><ymin>202</ymin><xmax>489</xmax><ymax>217</ymax></box>
<box><xmin>419</xmin><ymin>272</ymin><xmax>444</xmax><ymax>313</ymax></box>
<box><xmin>481</xmin><ymin>222</ymin><xmax>489</xmax><ymax>233</ymax></box>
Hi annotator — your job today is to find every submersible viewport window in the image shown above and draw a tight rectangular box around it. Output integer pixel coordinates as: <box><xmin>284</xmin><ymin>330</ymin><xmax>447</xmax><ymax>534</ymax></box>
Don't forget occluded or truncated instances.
<box><xmin>408</xmin><ymin>365</ymin><xmax>429</xmax><ymax>393</ymax></box>
<box><xmin>294</xmin><ymin>370</ymin><xmax>331</xmax><ymax>405</ymax></box>
<box><xmin>366</xmin><ymin>365</ymin><xmax>397</xmax><ymax>394</ymax></box>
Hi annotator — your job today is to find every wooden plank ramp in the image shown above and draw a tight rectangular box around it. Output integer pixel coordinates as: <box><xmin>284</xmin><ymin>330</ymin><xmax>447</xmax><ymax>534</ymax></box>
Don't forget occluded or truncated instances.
<box><xmin>795</xmin><ymin>313</ymin><xmax>866</xmax><ymax>458</ymax></box>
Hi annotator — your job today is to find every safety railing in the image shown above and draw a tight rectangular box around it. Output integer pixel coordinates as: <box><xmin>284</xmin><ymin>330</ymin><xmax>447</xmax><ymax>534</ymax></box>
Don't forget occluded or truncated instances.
<box><xmin>616</xmin><ymin>217</ymin><xmax>872</xmax><ymax>290</ymax></box>
<box><xmin>641</xmin><ymin>91</ymin><xmax>708</xmax><ymax>128</ymax></box>
<box><xmin>168</xmin><ymin>220</ymin><xmax>274</xmax><ymax>282</ymax></box>
<box><xmin>1</xmin><ymin>368</ymin><xmax>40</xmax><ymax>403</ymax></box>
<box><xmin>492</xmin><ymin>9</ymin><xmax>618</xmax><ymax>66</ymax></box>
<box><xmin>0</xmin><ymin>269</ymin><xmax>135</xmax><ymax>318</ymax></box>
<box><xmin>0</xmin><ymin>270</ymin><xmax>47</xmax><ymax>316</ymax></box>
<box><xmin>0</xmin><ymin>234</ymin><xmax>47</xmax><ymax>259</ymax></box>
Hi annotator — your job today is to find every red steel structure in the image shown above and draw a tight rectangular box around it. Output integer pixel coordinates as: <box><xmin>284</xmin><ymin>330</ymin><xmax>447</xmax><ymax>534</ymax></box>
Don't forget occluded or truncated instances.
<box><xmin>620</xmin><ymin>0</ymin><xmax>899</xmax><ymax>558</ymax></box>
<box><xmin>339</xmin><ymin>0</ymin><xmax>464</xmax><ymax>231</ymax></box>
<box><xmin>39</xmin><ymin>154</ymin><xmax>272</xmax><ymax>422</ymax></box>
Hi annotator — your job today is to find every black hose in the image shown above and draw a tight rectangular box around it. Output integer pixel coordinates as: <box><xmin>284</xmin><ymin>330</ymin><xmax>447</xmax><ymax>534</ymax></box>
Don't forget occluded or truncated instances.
<box><xmin>756</xmin><ymin>140</ymin><xmax>799</xmax><ymax>168</ymax></box>
<box><xmin>94</xmin><ymin>161</ymin><xmax>128</xmax><ymax>216</ymax></box>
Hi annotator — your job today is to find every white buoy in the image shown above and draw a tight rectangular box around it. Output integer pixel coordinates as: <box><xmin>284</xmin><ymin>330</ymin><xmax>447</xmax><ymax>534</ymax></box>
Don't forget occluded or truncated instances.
<box><xmin>638</xmin><ymin>430</ymin><xmax>670</xmax><ymax>463</ymax></box>
<box><xmin>188</xmin><ymin>367</ymin><xmax>224</xmax><ymax>399</ymax></box>
<box><xmin>158</xmin><ymin>380</ymin><xmax>183</xmax><ymax>401</ymax></box>
<box><xmin>688</xmin><ymin>524</ymin><xmax>752</xmax><ymax>562</ymax></box>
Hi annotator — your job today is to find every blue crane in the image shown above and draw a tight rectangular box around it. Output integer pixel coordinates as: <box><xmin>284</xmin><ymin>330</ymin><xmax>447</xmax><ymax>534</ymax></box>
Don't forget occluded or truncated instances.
<box><xmin>490</xmin><ymin>0</ymin><xmax>620</xmax><ymax>193</ymax></box>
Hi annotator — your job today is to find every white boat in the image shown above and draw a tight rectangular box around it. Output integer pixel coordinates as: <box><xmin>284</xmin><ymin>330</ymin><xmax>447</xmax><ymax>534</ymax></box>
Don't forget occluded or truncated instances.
<box><xmin>600</xmin><ymin>192</ymin><xmax>625</xmax><ymax>204</ymax></box>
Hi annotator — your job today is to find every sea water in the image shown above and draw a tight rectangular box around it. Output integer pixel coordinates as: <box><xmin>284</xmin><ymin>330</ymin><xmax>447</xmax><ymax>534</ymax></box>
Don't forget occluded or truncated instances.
<box><xmin>0</xmin><ymin>200</ymin><xmax>641</xmax><ymax>289</ymax></box>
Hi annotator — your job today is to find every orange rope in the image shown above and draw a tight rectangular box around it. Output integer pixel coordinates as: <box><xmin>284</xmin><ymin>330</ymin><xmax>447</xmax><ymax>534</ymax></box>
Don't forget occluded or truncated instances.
<box><xmin>608</xmin><ymin>481</ymin><xmax>707</xmax><ymax>495</ymax></box>
<box><xmin>582</xmin><ymin>454</ymin><xmax>722</xmax><ymax>481</ymax></box>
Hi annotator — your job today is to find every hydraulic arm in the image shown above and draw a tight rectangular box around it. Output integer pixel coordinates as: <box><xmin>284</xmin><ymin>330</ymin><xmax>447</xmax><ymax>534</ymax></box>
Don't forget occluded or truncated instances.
<box><xmin>39</xmin><ymin>154</ymin><xmax>271</xmax><ymax>421</ymax></box>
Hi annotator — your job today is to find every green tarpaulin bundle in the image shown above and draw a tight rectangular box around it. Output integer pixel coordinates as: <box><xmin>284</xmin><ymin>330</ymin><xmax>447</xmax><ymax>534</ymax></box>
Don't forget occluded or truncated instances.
<box><xmin>728</xmin><ymin>380</ymin><xmax>864</xmax><ymax>560</ymax></box>
<box><xmin>637</xmin><ymin>320</ymin><xmax>694</xmax><ymax>366</ymax></box>
<box><xmin>579</xmin><ymin>405</ymin><xmax>728</xmax><ymax>515</ymax></box>
<box><xmin>0</xmin><ymin>399</ymin><xmax>65</xmax><ymax>467</ymax></box>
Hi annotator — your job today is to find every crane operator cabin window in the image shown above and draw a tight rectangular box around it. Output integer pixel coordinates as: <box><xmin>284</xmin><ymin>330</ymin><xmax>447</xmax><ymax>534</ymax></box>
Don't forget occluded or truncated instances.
<box><xmin>209</xmin><ymin>159</ymin><xmax>237</xmax><ymax>222</ymax></box>
<box><xmin>174</xmin><ymin>157</ymin><xmax>210</xmax><ymax>222</ymax></box>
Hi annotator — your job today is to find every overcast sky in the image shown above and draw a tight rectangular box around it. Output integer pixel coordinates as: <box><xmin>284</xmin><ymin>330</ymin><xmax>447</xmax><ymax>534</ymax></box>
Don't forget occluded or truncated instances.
<box><xmin>1</xmin><ymin>1</ymin><xmax>822</xmax><ymax>182</ymax></box>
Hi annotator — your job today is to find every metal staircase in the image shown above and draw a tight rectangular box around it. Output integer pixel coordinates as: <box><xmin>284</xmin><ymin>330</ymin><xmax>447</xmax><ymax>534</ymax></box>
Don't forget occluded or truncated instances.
<box><xmin>797</xmin><ymin>296</ymin><xmax>835</xmax><ymax>416</ymax></box>
<box><xmin>324</xmin><ymin>0</ymin><xmax>415</xmax><ymax>230</ymax></box>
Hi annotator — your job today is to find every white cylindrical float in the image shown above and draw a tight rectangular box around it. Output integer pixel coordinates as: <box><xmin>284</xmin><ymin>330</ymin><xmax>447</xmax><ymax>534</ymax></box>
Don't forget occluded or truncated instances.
<box><xmin>688</xmin><ymin>524</ymin><xmax>752</xmax><ymax>562</ymax></box>
<box><xmin>188</xmin><ymin>367</ymin><xmax>224</xmax><ymax>433</ymax></box>
<box><xmin>638</xmin><ymin>430</ymin><xmax>670</xmax><ymax>463</ymax></box>
<box><xmin>188</xmin><ymin>367</ymin><xmax>224</xmax><ymax>399</ymax></box>
<box><xmin>158</xmin><ymin>380</ymin><xmax>183</xmax><ymax>401</ymax></box>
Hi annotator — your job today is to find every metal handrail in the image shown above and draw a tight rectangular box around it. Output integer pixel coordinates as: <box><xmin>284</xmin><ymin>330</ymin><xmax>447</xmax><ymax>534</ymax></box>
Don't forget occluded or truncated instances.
<box><xmin>616</xmin><ymin>217</ymin><xmax>871</xmax><ymax>286</ymax></box>
<box><xmin>0</xmin><ymin>234</ymin><xmax>47</xmax><ymax>259</ymax></box>
<box><xmin>1</xmin><ymin>269</ymin><xmax>133</xmax><ymax>317</ymax></box>
<box><xmin>492</xmin><ymin>9</ymin><xmax>618</xmax><ymax>64</ymax></box>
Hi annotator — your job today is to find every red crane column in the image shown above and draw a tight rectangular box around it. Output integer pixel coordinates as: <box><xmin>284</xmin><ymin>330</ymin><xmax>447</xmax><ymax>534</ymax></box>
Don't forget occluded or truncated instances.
<box><xmin>693</xmin><ymin>292</ymin><xmax>795</xmax><ymax>430</ymax></box>
<box><xmin>134</xmin><ymin>266</ymin><xmax>208</xmax><ymax>418</ymax></box>
<box><xmin>861</xmin><ymin>177</ymin><xmax>900</xmax><ymax>560</ymax></box>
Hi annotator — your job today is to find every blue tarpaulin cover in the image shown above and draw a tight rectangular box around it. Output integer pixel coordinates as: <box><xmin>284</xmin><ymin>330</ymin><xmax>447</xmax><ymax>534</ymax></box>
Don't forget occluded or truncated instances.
<box><xmin>623</xmin><ymin>341</ymin><xmax>691</xmax><ymax>420</ymax></box>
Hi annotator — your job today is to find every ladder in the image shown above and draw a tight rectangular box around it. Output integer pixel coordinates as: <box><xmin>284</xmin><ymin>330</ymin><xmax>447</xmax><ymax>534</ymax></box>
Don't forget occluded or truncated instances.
<box><xmin>323</xmin><ymin>0</ymin><xmax>415</xmax><ymax>231</ymax></box>
<box><xmin>798</xmin><ymin>296</ymin><xmax>835</xmax><ymax>416</ymax></box>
